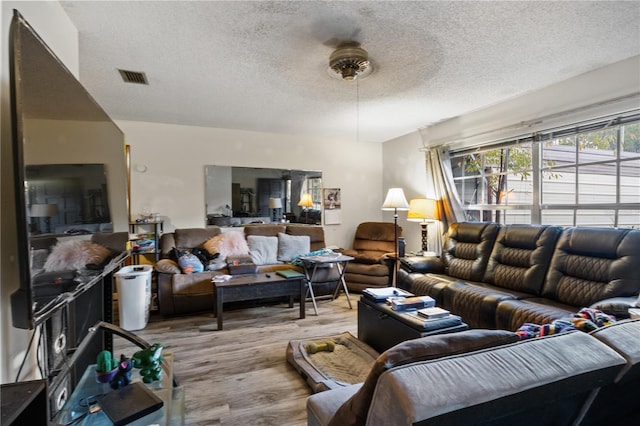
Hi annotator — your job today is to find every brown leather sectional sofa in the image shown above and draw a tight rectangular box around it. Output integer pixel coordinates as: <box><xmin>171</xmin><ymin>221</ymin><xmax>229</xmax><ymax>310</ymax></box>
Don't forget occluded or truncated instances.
<box><xmin>398</xmin><ymin>222</ymin><xmax>640</xmax><ymax>330</ymax></box>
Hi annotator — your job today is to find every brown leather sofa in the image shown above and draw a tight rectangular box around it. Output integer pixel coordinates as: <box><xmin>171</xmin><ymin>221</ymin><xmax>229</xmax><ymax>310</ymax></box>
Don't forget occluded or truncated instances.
<box><xmin>398</xmin><ymin>222</ymin><xmax>640</xmax><ymax>330</ymax></box>
<box><xmin>156</xmin><ymin>224</ymin><xmax>336</xmax><ymax>315</ymax></box>
<box><xmin>341</xmin><ymin>222</ymin><xmax>402</xmax><ymax>292</ymax></box>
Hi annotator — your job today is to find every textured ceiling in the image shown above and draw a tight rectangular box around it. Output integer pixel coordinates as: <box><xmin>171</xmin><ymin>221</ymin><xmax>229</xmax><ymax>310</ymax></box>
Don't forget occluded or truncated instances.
<box><xmin>59</xmin><ymin>1</ymin><xmax>640</xmax><ymax>143</ymax></box>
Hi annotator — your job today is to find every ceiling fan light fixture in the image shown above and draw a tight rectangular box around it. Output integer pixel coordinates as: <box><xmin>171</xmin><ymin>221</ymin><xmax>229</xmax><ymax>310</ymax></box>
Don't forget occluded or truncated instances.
<box><xmin>329</xmin><ymin>42</ymin><xmax>372</xmax><ymax>81</ymax></box>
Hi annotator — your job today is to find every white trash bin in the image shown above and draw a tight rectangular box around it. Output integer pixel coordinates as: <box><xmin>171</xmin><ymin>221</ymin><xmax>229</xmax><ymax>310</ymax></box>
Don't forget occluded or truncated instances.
<box><xmin>115</xmin><ymin>265</ymin><xmax>153</xmax><ymax>331</ymax></box>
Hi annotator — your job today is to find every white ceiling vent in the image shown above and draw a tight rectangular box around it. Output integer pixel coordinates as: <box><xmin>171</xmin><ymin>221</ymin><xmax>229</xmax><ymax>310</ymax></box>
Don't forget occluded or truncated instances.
<box><xmin>118</xmin><ymin>69</ymin><xmax>148</xmax><ymax>85</ymax></box>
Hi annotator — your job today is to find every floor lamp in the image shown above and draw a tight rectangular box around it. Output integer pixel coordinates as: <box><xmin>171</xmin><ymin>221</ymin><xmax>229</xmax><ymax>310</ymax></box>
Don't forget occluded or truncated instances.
<box><xmin>407</xmin><ymin>198</ymin><xmax>439</xmax><ymax>255</ymax></box>
<box><xmin>382</xmin><ymin>188</ymin><xmax>409</xmax><ymax>287</ymax></box>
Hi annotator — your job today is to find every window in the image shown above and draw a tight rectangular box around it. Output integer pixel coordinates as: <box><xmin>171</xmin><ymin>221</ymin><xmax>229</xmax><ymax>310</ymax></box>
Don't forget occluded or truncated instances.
<box><xmin>451</xmin><ymin>114</ymin><xmax>640</xmax><ymax>228</ymax></box>
<box><xmin>305</xmin><ymin>177</ymin><xmax>322</xmax><ymax>209</ymax></box>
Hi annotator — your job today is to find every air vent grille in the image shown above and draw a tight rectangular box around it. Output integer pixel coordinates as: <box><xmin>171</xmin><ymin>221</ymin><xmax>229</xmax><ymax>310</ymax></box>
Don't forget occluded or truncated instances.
<box><xmin>118</xmin><ymin>69</ymin><xmax>148</xmax><ymax>85</ymax></box>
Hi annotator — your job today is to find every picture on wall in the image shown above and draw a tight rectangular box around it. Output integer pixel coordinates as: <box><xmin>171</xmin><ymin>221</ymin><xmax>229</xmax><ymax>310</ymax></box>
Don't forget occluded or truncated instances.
<box><xmin>323</xmin><ymin>188</ymin><xmax>341</xmax><ymax>225</ymax></box>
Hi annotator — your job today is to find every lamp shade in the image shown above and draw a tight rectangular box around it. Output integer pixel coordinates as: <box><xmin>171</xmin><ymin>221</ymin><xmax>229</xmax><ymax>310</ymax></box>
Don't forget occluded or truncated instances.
<box><xmin>407</xmin><ymin>198</ymin><xmax>439</xmax><ymax>223</ymax></box>
<box><xmin>381</xmin><ymin>188</ymin><xmax>409</xmax><ymax>211</ymax></box>
<box><xmin>297</xmin><ymin>193</ymin><xmax>313</xmax><ymax>208</ymax></box>
<box><xmin>268</xmin><ymin>198</ymin><xmax>282</xmax><ymax>209</ymax></box>
<box><xmin>29</xmin><ymin>203</ymin><xmax>58</xmax><ymax>217</ymax></box>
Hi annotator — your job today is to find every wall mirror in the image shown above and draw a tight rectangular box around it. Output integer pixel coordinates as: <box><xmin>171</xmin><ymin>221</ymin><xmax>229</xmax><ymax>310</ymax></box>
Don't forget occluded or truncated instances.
<box><xmin>205</xmin><ymin>166</ymin><xmax>322</xmax><ymax>225</ymax></box>
<box><xmin>10</xmin><ymin>11</ymin><xmax>128</xmax><ymax>327</ymax></box>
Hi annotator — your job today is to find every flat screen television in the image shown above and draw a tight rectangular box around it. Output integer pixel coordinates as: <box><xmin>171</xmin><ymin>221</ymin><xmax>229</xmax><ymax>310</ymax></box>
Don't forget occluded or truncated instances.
<box><xmin>9</xmin><ymin>10</ymin><xmax>129</xmax><ymax>329</ymax></box>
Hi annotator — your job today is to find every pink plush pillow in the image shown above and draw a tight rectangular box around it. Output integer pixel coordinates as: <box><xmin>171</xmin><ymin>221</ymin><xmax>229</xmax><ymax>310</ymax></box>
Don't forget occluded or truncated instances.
<box><xmin>44</xmin><ymin>239</ymin><xmax>113</xmax><ymax>272</ymax></box>
<box><xmin>203</xmin><ymin>232</ymin><xmax>249</xmax><ymax>259</ymax></box>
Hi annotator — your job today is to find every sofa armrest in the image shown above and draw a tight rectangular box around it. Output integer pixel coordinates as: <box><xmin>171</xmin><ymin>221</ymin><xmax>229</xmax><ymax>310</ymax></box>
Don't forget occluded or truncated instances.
<box><xmin>307</xmin><ymin>384</ymin><xmax>362</xmax><ymax>426</ymax></box>
<box><xmin>399</xmin><ymin>255</ymin><xmax>444</xmax><ymax>273</ymax></box>
<box><xmin>157</xmin><ymin>272</ymin><xmax>176</xmax><ymax>315</ymax></box>
<box><xmin>590</xmin><ymin>296</ymin><xmax>639</xmax><ymax>319</ymax></box>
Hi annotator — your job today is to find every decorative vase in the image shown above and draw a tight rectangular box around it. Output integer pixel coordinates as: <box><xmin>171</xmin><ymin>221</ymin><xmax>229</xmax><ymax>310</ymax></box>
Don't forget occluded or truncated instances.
<box><xmin>96</xmin><ymin>367</ymin><xmax>118</xmax><ymax>384</ymax></box>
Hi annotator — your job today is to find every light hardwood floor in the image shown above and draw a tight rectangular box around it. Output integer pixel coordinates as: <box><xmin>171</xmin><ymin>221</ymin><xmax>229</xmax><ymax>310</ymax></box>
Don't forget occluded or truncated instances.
<box><xmin>114</xmin><ymin>296</ymin><xmax>358</xmax><ymax>426</ymax></box>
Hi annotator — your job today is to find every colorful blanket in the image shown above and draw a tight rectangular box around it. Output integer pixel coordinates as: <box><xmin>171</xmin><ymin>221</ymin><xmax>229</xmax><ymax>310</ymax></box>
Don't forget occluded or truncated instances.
<box><xmin>516</xmin><ymin>308</ymin><xmax>616</xmax><ymax>340</ymax></box>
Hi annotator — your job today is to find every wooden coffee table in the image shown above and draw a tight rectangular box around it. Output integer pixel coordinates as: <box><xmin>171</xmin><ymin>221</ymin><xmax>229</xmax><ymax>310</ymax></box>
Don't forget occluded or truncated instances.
<box><xmin>210</xmin><ymin>273</ymin><xmax>306</xmax><ymax>330</ymax></box>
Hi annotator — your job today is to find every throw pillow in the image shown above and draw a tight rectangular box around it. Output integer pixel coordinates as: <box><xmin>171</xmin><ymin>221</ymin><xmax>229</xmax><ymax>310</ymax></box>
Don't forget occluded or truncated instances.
<box><xmin>44</xmin><ymin>239</ymin><xmax>113</xmax><ymax>272</ymax></box>
<box><xmin>203</xmin><ymin>232</ymin><xmax>250</xmax><ymax>259</ymax></box>
<box><xmin>155</xmin><ymin>259</ymin><xmax>181</xmax><ymax>274</ymax></box>
<box><xmin>277</xmin><ymin>232</ymin><xmax>310</xmax><ymax>262</ymax></box>
<box><xmin>328</xmin><ymin>329</ymin><xmax>519</xmax><ymax>426</ymax></box>
<box><xmin>247</xmin><ymin>235</ymin><xmax>279</xmax><ymax>265</ymax></box>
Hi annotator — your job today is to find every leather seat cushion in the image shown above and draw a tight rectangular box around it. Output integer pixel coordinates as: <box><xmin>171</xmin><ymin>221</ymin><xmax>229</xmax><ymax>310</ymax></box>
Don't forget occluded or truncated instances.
<box><xmin>442</xmin><ymin>281</ymin><xmax>531</xmax><ymax>329</ymax></box>
<box><xmin>496</xmin><ymin>298</ymin><xmax>577</xmax><ymax>331</ymax></box>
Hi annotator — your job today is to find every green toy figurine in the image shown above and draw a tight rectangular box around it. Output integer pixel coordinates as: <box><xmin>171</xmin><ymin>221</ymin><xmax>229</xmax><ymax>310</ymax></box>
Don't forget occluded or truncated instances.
<box><xmin>132</xmin><ymin>343</ymin><xmax>163</xmax><ymax>383</ymax></box>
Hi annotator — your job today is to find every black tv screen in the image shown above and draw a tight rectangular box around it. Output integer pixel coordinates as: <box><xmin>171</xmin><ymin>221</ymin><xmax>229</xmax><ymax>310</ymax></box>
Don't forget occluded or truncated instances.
<box><xmin>9</xmin><ymin>11</ymin><xmax>129</xmax><ymax>328</ymax></box>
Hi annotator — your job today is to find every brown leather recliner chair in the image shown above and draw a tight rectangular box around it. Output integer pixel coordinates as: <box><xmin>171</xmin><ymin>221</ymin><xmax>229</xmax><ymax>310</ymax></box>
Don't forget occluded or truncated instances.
<box><xmin>341</xmin><ymin>222</ymin><xmax>402</xmax><ymax>292</ymax></box>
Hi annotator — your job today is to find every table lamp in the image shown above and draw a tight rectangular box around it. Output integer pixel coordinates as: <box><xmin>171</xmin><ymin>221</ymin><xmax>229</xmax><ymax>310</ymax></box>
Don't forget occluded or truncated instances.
<box><xmin>268</xmin><ymin>198</ymin><xmax>282</xmax><ymax>222</ymax></box>
<box><xmin>407</xmin><ymin>198</ymin><xmax>440</xmax><ymax>255</ymax></box>
<box><xmin>381</xmin><ymin>188</ymin><xmax>409</xmax><ymax>287</ymax></box>
<box><xmin>29</xmin><ymin>203</ymin><xmax>58</xmax><ymax>234</ymax></box>
<box><xmin>297</xmin><ymin>193</ymin><xmax>314</xmax><ymax>224</ymax></box>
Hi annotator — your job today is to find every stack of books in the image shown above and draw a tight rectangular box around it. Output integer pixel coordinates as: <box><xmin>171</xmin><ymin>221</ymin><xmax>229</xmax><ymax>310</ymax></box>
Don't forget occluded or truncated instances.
<box><xmin>390</xmin><ymin>296</ymin><xmax>435</xmax><ymax>311</ymax></box>
<box><xmin>362</xmin><ymin>287</ymin><xmax>413</xmax><ymax>303</ymax></box>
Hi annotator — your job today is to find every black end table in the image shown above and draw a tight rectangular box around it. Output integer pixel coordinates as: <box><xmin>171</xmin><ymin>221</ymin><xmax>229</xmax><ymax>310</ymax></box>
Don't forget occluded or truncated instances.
<box><xmin>358</xmin><ymin>296</ymin><xmax>468</xmax><ymax>352</ymax></box>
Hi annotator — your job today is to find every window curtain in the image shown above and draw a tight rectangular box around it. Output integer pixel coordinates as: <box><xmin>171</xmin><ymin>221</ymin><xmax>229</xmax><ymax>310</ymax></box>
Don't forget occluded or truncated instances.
<box><xmin>425</xmin><ymin>146</ymin><xmax>466</xmax><ymax>253</ymax></box>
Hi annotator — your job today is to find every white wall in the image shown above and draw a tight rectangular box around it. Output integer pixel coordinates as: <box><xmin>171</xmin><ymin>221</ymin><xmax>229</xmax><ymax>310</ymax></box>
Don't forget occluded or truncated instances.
<box><xmin>1</xmin><ymin>1</ymin><xmax>79</xmax><ymax>383</ymax></box>
<box><xmin>117</xmin><ymin>120</ymin><xmax>384</xmax><ymax>249</ymax></box>
<box><xmin>382</xmin><ymin>131</ymin><xmax>433</xmax><ymax>254</ymax></box>
<box><xmin>424</xmin><ymin>56</ymin><xmax>640</xmax><ymax>150</ymax></box>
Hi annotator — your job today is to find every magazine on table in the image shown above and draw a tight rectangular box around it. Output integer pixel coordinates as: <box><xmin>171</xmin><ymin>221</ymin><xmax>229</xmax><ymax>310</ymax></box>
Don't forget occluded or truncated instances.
<box><xmin>363</xmin><ymin>287</ymin><xmax>413</xmax><ymax>302</ymax></box>
<box><xmin>416</xmin><ymin>306</ymin><xmax>450</xmax><ymax>319</ymax></box>
<box><xmin>390</xmin><ymin>296</ymin><xmax>436</xmax><ymax>311</ymax></box>
<box><xmin>212</xmin><ymin>274</ymin><xmax>232</xmax><ymax>282</ymax></box>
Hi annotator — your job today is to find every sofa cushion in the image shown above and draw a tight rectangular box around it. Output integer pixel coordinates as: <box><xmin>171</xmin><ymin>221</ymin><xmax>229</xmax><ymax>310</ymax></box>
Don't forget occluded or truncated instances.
<box><xmin>247</xmin><ymin>235</ymin><xmax>279</xmax><ymax>265</ymax></box>
<box><xmin>328</xmin><ymin>329</ymin><xmax>519</xmax><ymax>426</ymax></box>
<box><xmin>203</xmin><ymin>232</ymin><xmax>250</xmax><ymax>259</ymax></box>
<box><xmin>542</xmin><ymin>227</ymin><xmax>640</xmax><ymax>307</ymax></box>
<box><xmin>174</xmin><ymin>227</ymin><xmax>221</xmax><ymax>249</ymax></box>
<box><xmin>244</xmin><ymin>224</ymin><xmax>286</xmax><ymax>237</ymax></box>
<box><xmin>351</xmin><ymin>222</ymin><xmax>398</xmax><ymax>255</ymax></box>
<box><xmin>495</xmin><ymin>297</ymin><xmax>578</xmax><ymax>331</ymax></box>
<box><xmin>441</xmin><ymin>222</ymin><xmax>500</xmax><ymax>282</ymax></box>
<box><xmin>286</xmin><ymin>225</ymin><xmax>325</xmax><ymax>251</ymax></box>
<box><xmin>483</xmin><ymin>224</ymin><xmax>561</xmax><ymax>295</ymax></box>
<box><xmin>155</xmin><ymin>259</ymin><xmax>181</xmax><ymax>274</ymax></box>
<box><xmin>277</xmin><ymin>232</ymin><xmax>310</xmax><ymax>262</ymax></box>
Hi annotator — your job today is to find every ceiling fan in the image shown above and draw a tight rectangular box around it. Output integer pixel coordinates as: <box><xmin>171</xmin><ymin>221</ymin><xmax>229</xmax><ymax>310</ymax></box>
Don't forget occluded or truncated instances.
<box><xmin>328</xmin><ymin>41</ymin><xmax>372</xmax><ymax>81</ymax></box>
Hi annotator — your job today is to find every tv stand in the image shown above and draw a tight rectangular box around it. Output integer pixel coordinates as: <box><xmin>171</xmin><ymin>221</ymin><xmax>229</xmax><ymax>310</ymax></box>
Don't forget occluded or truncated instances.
<box><xmin>51</xmin><ymin>322</ymin><xmax>183</xmax><ymax>425</ymax></box>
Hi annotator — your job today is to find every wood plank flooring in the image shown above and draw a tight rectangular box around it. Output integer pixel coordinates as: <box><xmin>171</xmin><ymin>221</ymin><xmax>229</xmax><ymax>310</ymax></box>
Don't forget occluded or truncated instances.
<box><xmin>113</xmin><ymin>296</ymin><xmax>357</xmax><ymax>425</ymax></box>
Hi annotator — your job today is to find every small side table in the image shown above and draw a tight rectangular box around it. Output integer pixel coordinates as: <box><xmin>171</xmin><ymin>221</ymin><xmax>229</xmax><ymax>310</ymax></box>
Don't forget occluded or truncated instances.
<box><xmin>300</xmin><ymin>254</ymin><xmax>354</xmax><ymax>315</ymax></box>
